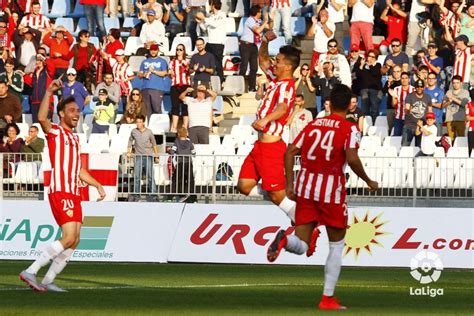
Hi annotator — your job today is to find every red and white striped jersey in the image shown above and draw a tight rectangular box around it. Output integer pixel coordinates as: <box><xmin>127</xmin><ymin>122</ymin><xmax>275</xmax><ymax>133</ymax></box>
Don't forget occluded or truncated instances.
<box><xmin>466</xmin><ymin>102</ymin><xmax>474</xmax><ymax>132</ymax></box>
<box><xmin>20</xmin><ymin>14</ymin><xmax>51</xmax><ymax>30</ymax></box>
<box><xmin>46</xmin><ymin>124</ymin><xmax>81</xmax><ymax>196</ymax></box>
<box><xmin>256</xmin><ymin>77</ymin><xmax>295</xmax><ymax>137</ymax></box>
<box><xmin>272</xmin><ymin>0</ymin><xmax>290</xmax><ymax>9</ymax></box>
<box><xmin>394</xmin><ymin>85</ymin><xmax>415</xmax><ymax>120</ymax></box>
<box><xmin>110</xmin><ymin>58</ymin><xmax>134</xmax><ymax>96</ymax></box>
<box><xmin>454</xmin><ymin>47</ymin><xmax>472</xmax><ymax>84</ymax></box>
<box><xmin>439</xmin><ymin>10</ymin><xmax>460</xmax><ymax>38</ymax></box>
<box><xmin>293</xmin><ymin>114</ymin><xmax>360</xmax><ymax>204</ymax></box>
<box><xmin>170</xmin><ymin>58</ymin><xmax>191</xmax><ymax>86</ymax></box>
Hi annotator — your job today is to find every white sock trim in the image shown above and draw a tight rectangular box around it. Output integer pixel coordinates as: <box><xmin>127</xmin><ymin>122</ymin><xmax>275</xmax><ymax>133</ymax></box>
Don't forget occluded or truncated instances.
<box><xmin>285</xmin><ymin>235</ymin><xmax>308</xmax><ymax>255</ymax></box>
<box><xmin>278</xmin><ymin>197</ymin><xmax>296</xmax><ymax>221</ymax></box>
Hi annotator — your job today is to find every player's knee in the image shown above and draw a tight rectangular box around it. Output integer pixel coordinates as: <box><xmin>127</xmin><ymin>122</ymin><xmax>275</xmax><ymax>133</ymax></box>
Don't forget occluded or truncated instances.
<box><xmin>60</xmin><ymin>235</ymin><xmax>77</xmax><ymax>249</ymax></box>
<box><xmin>237</xmin><ymin>182</ymin><xmax>251</xmax><ymax>196</ymax></box>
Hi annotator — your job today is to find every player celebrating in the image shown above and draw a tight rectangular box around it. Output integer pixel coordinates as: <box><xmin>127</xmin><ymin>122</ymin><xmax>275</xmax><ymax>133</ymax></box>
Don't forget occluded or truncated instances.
<box><xmin>19</xmin><ymin>79</ymin><xmax>106</xmax><ymax>292</ymax></box>
<box><xmin>267</xmin><ymin>84</ymin><xmax>378</xmax><ymax>310</ymax></box>
<box><xmin>238</xmin><ymin>33</ymin><xmax>300</xmax><ymax>222</ymax></box>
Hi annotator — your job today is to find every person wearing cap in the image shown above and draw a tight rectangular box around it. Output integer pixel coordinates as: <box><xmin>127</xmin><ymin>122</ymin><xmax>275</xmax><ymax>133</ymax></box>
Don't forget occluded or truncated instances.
<box><xmin>100</xmin><ymin>48</ymin><xmax>135</xmax><ymax>107</ymax></box>
<box><xmin>139</xmin><ymin>9</ymin><xmax>166</xmax><ymax>53</ymax></box>
<box><xmin>62</xmin><ymin>68</ymin><xmax>91</xmax><ymax>113</ymax></box>
<box><xmin>12</xmin><ymin>24</ymin><xmax>42</xmax><ymax>68</ymax></box>
<box><xmin>424</xmin><ymin>71</ymin><xmax>445</xmax><ymax>135</ymax></box>
<box><xmin>451</xmin><ymin>34</ymin><xmax>472</xmax><ymax>89</ymax></box>
<box><xmin>379</xmin><ymin>0</ymin><xmax>407</xmax><ymax>55</ymax></box>
<box><xmin>415</xmin><ymin>111</ymin><xmax>438</xmax><ymax>156</ymax></box>
<box><xmin>136</xmin><ymin>0</ymin><xmax>164</xmax><ymax>23</ymax></box>
<box><xmin>402</xmin><ymin>79</ymin><xmax>432</xmax><ymax>146</ymax></box>
<box><xmin>43</xmin><ymin>25</ymin><xmax>74</xmax><ymax>78</ymax></box>
<box><xmin>138</xmin><ymin>43</ymin><xmax>168</xmax><ymax>119</ymax></box>
<box><xmin>92</xmin><ymin>88</ymin><xmax>115</xmax><ymax>133</ymax></box>
<box><xmin>442</xmin><ymin>75</ymin><xmax>470</xmax><ymax>142</ymax></box>
<box><xmin>28</xmin><ymin>53</ymin><xmax>55</xmax><ymax>123</ymax></box>
<box><xmin>94</xmin><ymin>72</ymin><xmax>120</xmax><ymax>105</ymax></box>
<box><xmin>307</xmin><ymin>9</ymin><xmax>335</xmax><ymax>77</ymax></box>
<box><xmin>348</xmin><ymin>43</ymin><xmax>363</xmax><ymax>95</ymax></box>
<box><xmin>382</xmin><ymin>38</ymin><xmax>409</xmax><ymax>75</ymax></box>
<box><xmin>313</xmin><ymin>61</ymin><xmax>341</xmax><ymax>111</ymax></box>
<box><xmin>424</xmin><ymin>42</ymin><xmax>443</xmax><ymax>79</ymax></box>
<box><xmin>103</xmin><ymin>28</ymin><xmax>124</xmax><ymax>72</ymax></box>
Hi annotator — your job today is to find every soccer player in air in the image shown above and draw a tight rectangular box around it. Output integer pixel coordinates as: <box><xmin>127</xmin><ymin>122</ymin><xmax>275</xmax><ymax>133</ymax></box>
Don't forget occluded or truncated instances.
<box><xmin>267</xmin><ymin>84</ymin><xmax>378</xmax><ymax>310</ymax></box>
<box><xmin>238</xmin><ymin>32</ymin><xmax>300</xmax><ymax>223</ymax></box>
<box><xmin>19</xmin><ymin>78</ymin><xmax>106</xmax><ymax>292</ymax></box>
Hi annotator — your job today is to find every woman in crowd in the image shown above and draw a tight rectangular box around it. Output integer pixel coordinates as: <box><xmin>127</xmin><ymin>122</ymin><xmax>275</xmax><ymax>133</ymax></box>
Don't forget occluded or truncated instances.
<box><xmin>103</xmin><ymin>28</ymin><xmax>124</xmax><ymax>72</ymax></box>
<box><xmin>169</xmin><ymin>44</ymin><xmax>191</xmax><ymax>133</ymax></box>
<box><xmin>0</xmin><ymin>123</ymin><xmax>23</xmax><ymax>175</ymax></box>
<box><xmin>295</xmin><ymin>63</ymin><xmax>316</xmax><ymax>117</ymax></box>
<box><xmin>119</xmin><ymin>88</ymin><xmax>147</xmax><ymax>125</ymax></box>
<box><xmin>68</xmin><ymin>30</ymin><xmax>97</xmax><ymax>92</ymax></box>
<box><xmin>356</xmin><ymin>49</ymin><xmax>383</xmax><ymax>124</ymax></box>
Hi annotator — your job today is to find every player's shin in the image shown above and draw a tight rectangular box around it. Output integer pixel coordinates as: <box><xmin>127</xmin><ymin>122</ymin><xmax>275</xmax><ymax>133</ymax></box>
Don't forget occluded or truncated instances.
<box><xmin>284</xmin><ymin>235</ymin><xmax>308</xmax><ymax>255</ymax></box>
<box><xmin>323</xmin><ymin>239</ymin><xmax>344</xmax><ymax>296</ymax></box>
<box><xmin>26</xmin><ymin>241</ymin><xmax>65</xmax><ymax>275</ymax></box>
<box><xmin>278</xmin><ymin>197</ymin><xmax>296</xmax><ymax>222</ymax></box>
<box><xmin>42</xmin><ymin>248</ymin><xmax>74</xmax><ymax>285</ymax></box>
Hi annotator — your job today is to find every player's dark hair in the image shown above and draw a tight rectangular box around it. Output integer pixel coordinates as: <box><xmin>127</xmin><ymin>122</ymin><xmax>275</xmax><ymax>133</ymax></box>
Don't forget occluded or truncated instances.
<box><xmin>452</xmin><ymin>75</ymin><xmax>462</xmax><ymax>82</ymax></box>
<box><xmin>249</xmin><ymin>5</ymin><xmax>261</xmax><ymax>16</ymax></box>
<box><xmin>57</xmin><ymin>96</ymin><xmax>76</xmax><ymax>114</ymax></box>
<box><xmin>330</xmin><ymin>84</ymin><xmax>352</xmax><ymax>112</ymax></box>
<box><xmin>279</xmin><ymin>45</ymin><xmax>301</xmax><ymax>71</ymax></box>
<box><xmin>136</xmin><ymin>114</ymin><xmax>146</xmax><ymax>122</ymax></box>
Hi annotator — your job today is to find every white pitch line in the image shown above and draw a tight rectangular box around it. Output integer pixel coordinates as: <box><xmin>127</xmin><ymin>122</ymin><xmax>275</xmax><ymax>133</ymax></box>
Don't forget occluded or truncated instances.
<box><xmin>1</xmin><ymin>283</ymin><xmax>473</xmax><ymax>292</ymax></box>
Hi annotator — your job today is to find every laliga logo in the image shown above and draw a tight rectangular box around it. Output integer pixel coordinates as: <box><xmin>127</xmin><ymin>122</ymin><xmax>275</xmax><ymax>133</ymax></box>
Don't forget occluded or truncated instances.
<box><xmin>409</xmin><ymin>251</ymin><xmax>444</xmax><ymax>297</ymax></box>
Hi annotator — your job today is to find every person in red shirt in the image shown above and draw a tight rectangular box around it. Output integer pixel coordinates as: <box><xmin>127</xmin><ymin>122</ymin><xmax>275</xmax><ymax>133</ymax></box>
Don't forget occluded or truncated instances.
<box><xmin>267</xmin><ymin>84</ymin><xmax>378</xmax><ymax>310</ymax></box>
<box><xmin>466</xmin><ymin>90</ymin><xmax>474</xmax><ymax>157</ymax></box>
<box><xmin>68</xmin><ymin>30</ymin><xmax>97</xmax><ymax>92</ymax></box>
<box><xmin>238</xmin><ymin>35</ymin><xmax>300</xmax><ymax>223</ymax></box>
<box><xmin>103</xmin><ymin>28</ymin><xmax>124</xmax><ymax>73</ymax></box>
<box><xmin>43</xmin><ymin>25</ymin><xmax>74</xmax><ymax>78</ymax></box>
<box><xmin>379</xmin><ymin>0</ymin><xmax>407</xmax><ymax>55</ymax></box>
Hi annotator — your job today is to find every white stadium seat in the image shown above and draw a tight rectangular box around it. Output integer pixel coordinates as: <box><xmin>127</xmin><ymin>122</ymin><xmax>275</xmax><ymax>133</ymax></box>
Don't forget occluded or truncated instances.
<box><xmin>148</xmin><ymin>114</ymin><xmax>170</xmax><ymax>134</ymax></box>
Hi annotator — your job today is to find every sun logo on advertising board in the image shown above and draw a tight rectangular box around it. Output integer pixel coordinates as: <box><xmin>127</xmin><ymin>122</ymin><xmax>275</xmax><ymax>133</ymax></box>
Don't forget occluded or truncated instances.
<box><xmin>344</xmin><ymin>211</ymin><xmax>390</xmax><ymax>259</ymax></box>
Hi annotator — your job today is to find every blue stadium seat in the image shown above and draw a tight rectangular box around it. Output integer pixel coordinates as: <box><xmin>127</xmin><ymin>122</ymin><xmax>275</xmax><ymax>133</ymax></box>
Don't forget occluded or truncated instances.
<box><xmin>104</xmin><ymin>17</ymin><xmax>120</xmax><ymax>34</ymax></box>
<box><xmin>40</xmin><ymin>0</ymin><xmax>49</xmax><ymax>15</ymax></box>
<box><xmin>54</xmin><ymin>17</ymin><xmax>74</xmax><ymax>33</ymax></box>
<box><xmin>48</xmin><ymin>0</ymin><xmax>69</xmax><ymax>18</ymax></box>
<box><xmin>74</xmin><ymin>17</ymin><xmax>88</xmax><ymax>36</ymax></box>
<box><xmin>22</xmin><ymin>95</ymin><xmax>30</xmax><ymax>113</ymax></box>
<box><xmin>69</xmin><ymin>2</ymin><xmax>85</xmax><ymax>18</ymax></box>
<box><xmin>213</xmin><ymin>96</ymin><xmax>223</xmax><ymax>115</ymax></box>
<box><xmin>89</xmin><ymin>36</ymin><xmax>100</xmax><ymax>49</ymax></box>
<box><xmin>236</xmin><ymin>17</ymin><xmax>248</xmax><ymax>37</ymax></box>
<box><xmin>121</xmin><ymin>17</ymin><xmax>140</xmax><ymax>37</ymax></box>
<box><xmin>161</xmin><ymin>95</ymin><xmax>172</xmax><ymax>114</ymax></box>
<box><xmin>224</xmin><ymin>36</ymin><xmax>239</xmax><ymax>55</ymax></box>
<box><xmin>268</xmin><ymin>36</ymin><xmax>286</xmax><ymax>56</ymax></box>
<box><xmin>291</xmin><ymin>17</ymin><xmax>306</xmax><ymax>36</ymax></box>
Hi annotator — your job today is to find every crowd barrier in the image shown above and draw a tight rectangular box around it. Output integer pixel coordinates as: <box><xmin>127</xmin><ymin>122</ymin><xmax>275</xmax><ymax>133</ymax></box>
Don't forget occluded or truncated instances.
<box><xmin>0</xmin><ymin>201</ymin><xmax>472</xmax><ymax>268</ymax></box>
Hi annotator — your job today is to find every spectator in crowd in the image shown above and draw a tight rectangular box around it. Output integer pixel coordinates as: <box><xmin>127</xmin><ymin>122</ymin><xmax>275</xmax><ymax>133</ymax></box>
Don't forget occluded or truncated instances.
<box><xmin>24</xmin><ymin>46</ymin><xmax>51</xmax><ymax>75</ymax></box>
<box><xmin>382</xmin><ymin>38</ymin><xmax>409</xmax><ymax>75</ymax></box>
<box><xmin>412</xmin><ymin>57</ymin><xmax>430</xmax><ymax>84</ymax></box>
<box><xmin>81</xmin><ymin>0</ymin><xmax>107</xmax><ymax>40</ymax></box>
<box><xmin>62</xmin><ymin>68</ymin><xmax>91</xmax><ymax>112</ymax></box>
<box><xmin>439</xmin><ymin>0</ymin><xmax>462</xmax><ymax>40</ymax></box>
<box><xmin>94</xmin><ymin>72</ymin><xmax>121</xmax><ymax>105</ymax></box>
<box><xmin>0</xmin><ymin>123</ymin><xmax>23</xmax><ymax>164</ymax></box>
<box><xmin>442</xmin><ymin>75</ymin><xmax>470</xmax><ymax>141</ymax></box>
<box><xmin>119</xmin><ymin>88</ymin><xmax>147</xmax><ymax>125</ymax></box>
<box><xmin>21</xmin><ymin>125</ymin><xmax>44</xmax><ymax>162</ymax></box>
<box><xmin>127</xmin><ymin>114</ymin><xmax>158</xmax><ymax>202</ymax></box>
<box><xmin>163</xmin><ymin>0</ymin><xmax>185</xmax><ymax>47</ymax></box>
<box><xmin>382</xmin><ymin>64</ymin><xmax>402</xmax><ymax>135</ymax></box>
<box><xmin>0</xmin><ymin>58</ymin><xmax>24</xmax><ymax>102</ymax></box>
<box><xmin>349</xmin><ymin>0</ymin><xmax>375</xmax><ymax>51</ymax></box>
<box><xmin>169</xmin><ymin>44</ymin><xmax>191</xmax><ymax>132</ymax></box>
<box><xmin>0</xmin><ymin>79</ymin><xmax>21</xmax><ymax>138</ymax></box>
<box><xmin>29</xmin><ymin>54</ymin><xmax>54</xmax><ymax>123</ymax></box>
<box><xmin>307</xmin><ymin>9</ymin><xmax>335</xmax><ymax>76</ymax></box>
<box><xmin>415</xmin><ymin>112</ymin><xmax>437</xmax><ymax>156</ymax></box>
<box><xmin>402</xmin><ymin>79</ymin><xmax>432</xmax><ymax>146</ymax></box>
<box><xmin>12</xmin><ymin>25</ymin><xmax>41</xmax><ymax>69</ymax></box>
<box><xmin>424</xmin><ymin>42</ymin><xmax>444</xmax><ymax>80</ymax></box>
<box><xmin>348</xmin><ymin>43</ymin><xmax>363</xmax><ymax>95</ymax></box>
<box><xmin>139</xmin><ymin>9</ymin><xmax>166</xmax><ymax>55</ymax></box>
<box><xmin>138</xmin><ymin>44</ymin><xmax>168</xmax><ymax>119</ymax></box>
<box><xmin>20</xmin><ymin>2</ymin><xmax>51</xmax><ymax>33</ymax></box>
<box><xmin>229</xmin><ymin>0</ymin><xmax>250</xmax><ymax>17</ymax></box>
<box><xmin>43</xmin><ymin>25</ymin><xmax>74</xmax><ymax>78</ymax></box>
<box><xmin>68</xmin><ymin>30</ymin><xmax>97</xmax><ymax>93</ymax></box>
<box><xmin>190</xmin><ymin>38</ymin><xmax>215</xmax><ymax>88</ymax></box>
<box><xmin>291</xmin><ymin>0</ymin><xmax>323</xmax><ymax>17</ymax></box>
<box><xmin>327</xmin><ymin>0</ymin><xmax>346</xmax><ymax>52</ymax></box>
<box><xmin>167</xmin><ymin>126</ymin><xmax>196</xmax><ymax>203</ymax></box>
<box><xmin>104</xmin><ymin>28</ymin><xmax>124</xmax><ymax>72</ymax></box>
<box><xmin>195</xmin><ymin>0</ymin><xmax>226</xmax><ymax>81</ymax></box>
<box><xmin>0</xmin><ymin>46</ymin><xmax>13</xmax><ymax>74</ymax></box>
<box><xmin>0</xmin><ymin>19</ymin><xmax>14</xmax><ymax>54</ymax></box>
<box><xmin>295</xmin><ymin>63</ymin><xmax>316</xmax><ymax>117</ymax></box>
<box><xmin>346</xmin><ymin>94</ymin><xmax>365</xmax><ymax>132</ymax></box>
<box><xmin>459</xmin><ymin>2</ymin><xmax>474</xmax><ymax>44</ymax></box>
<box><xmin>179</xmin><ymin>85</ymin><xmax>217</xmax><ymax>144</ymax></box>
<box><xmin>379</xmin><ymin>0</ymin><xmax>408</xmax><ymax>55</ymax></box>
<box><xmin>239</xmin><ymin>5</ymin><xmax>268</xmax><ymax>92</ymax></box>
<box><xmin>109</xmin><ymin>0</ymin><xmax>131</xmax><ymax>18</ymax></box>
<box><xmin>451</xmin><ymin>34</ymin><xmax>472</xmax><ymax>89</ymax></box>
<box><xmin>271</xmin><ymin>0</ymin><xmax>292</xmax><ymax>44</ymax></box>
<box><xmin>92</xmin><ymin>88</ymin><xmax>115</xmax><ymax>133</ymax></box>
<box><xmin>356</xmin><ymin>49</ymin><xmax>382</xmax><ymax>123</ymax></box>
<box><xmin>316</xmin><ymin>97</ymin><xmax>331</xmax><ymax>118</ymax></box>
<box><xmin>318</xmin><ymin>39</ymin><xmax>351</xmax><ymax>87</ymax></box>
<box><xmin>390</xmin><ymin>71</ymin><xmax>414</xmax><ymax>136</ymax></box>
<box><xmin>424</xmin><ymin>72</ymin><xmax>445</xmax><ymax>135</ymax></box>
<box><xmin>183</xmin><ymin>0</ymin><xmax>207</xmax><ymax>50</ymax></box>
<box><xmin>137</xmin><ymin>0</ymin><xmax>164</xmax><ymax>23</ymax></box>
<box><xmin>313</xmin><ymin>61</ymin><xmax>340</xmax><ymax>110</ymax></box>
<box><xmin>101</xmin><ymin>48</ymin><xmax>134</xmax><ymax>107</ymax></box>
<box><xmin>287</xmin><ymin>94</ymin><xmax>313</xmax><ymax>143</ymax></box>
<box><xmin>406</xmin><ymin>0</ymin><xmax>429</xmax><ymax>56</ymax></box>
<box><xmin>466</xmin><ymin>90</ymin><xmax>474</xmax><ymax>157</ymax></box>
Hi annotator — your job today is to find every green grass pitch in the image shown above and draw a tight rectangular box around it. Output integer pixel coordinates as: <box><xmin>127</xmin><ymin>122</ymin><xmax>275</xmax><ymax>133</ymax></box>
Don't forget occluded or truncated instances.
<box><xmin>0</xmin><ymin>261</ymin><xmax>472</xmax><ymax>315</ymax></box>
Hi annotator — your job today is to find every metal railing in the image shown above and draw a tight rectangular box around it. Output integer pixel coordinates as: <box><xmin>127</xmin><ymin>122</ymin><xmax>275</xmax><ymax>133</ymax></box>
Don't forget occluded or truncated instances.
<box><xmin>1</xmin><ymin>153</ymin><xmax>473</xmax><ymax>205</ymax></box>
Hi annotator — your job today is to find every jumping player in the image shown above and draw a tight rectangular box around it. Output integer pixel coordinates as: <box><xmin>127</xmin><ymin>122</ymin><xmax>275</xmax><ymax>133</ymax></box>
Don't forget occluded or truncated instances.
<box><xmin>19</xmin><ymin>78</ymin><xmax>106</xmax><ymax>292</ymax></box>
<box><xmin>267</xmin><ymin>84</ymin><xmax>378</xmax><ymax>310</ymax></box>
<box><xmin>238</xmin><ymin>33</ymin><xmax>300</xmax><ymax>222</ymax></box>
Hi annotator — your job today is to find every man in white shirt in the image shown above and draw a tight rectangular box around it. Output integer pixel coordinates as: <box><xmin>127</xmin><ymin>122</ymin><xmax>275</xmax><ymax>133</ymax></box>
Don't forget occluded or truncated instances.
<box><xmin>318</xmin><ymin>39</ymin><xmax>351</xmax><ymax>87</ymax></box>
<box><xmin>307</xmin><ymin>9</ymin><xmax>335</xmax><ymax>76</ymax></box>
<box><xmin>415</xmin><ymin>112</ymin><xmax>437</xmax><ymax>156</ymax></box>
<box><xmin>195</xmin><ymin>0</ymin><xmax>226</xmax><ymax>81</ymax></box>
<box><xmin>328</xmin><ymin>0</ymin><xmax>346</xmax><ymax>52</ymax></box>
<box><xmin>348</xmin><ymin>0</ymin><xmax>375</xmax><ymax>51</ymax></box>
<box><xmin>140</xmin><ymin>9</ymin><xmax>166</xmax><ymax>49</ymax></box>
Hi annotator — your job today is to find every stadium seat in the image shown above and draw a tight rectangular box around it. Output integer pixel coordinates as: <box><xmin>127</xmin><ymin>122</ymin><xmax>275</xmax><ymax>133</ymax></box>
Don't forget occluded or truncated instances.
<box><xmin>54</xmin><ymin>18</ymin><xmax>74</xmax><ymax>33</ymax></box>
<box><xmin>109</xmin><ymin>135</ymin><xmax>128</xmax><ymax>154</ymax></box>
<box><xmin>454</xmin><ymin>137</ymin><xmax>468</xmax><ymax>147</ymax></box>
<box><xmin>238</xmin><ymin>114</ymin><xmax>255</xmax><ymax>126</ymax></box>
<box><xmin>269</xmin><ymin>37</ymin><xmax>286</xmax><ymax>56</ymax></box>
<box><xmin>167</xmin><ymin>36</ymin><xmax>192</xmax><ymax>57</ymax></box>
<box><xmin>40</xmin><ymin>0</ymin><xmax>49</xmax><ymax>15</ymax></box>
<box><xmin>73</xmin><ymin>17</ymin><xmax>88</xmax><ymax>36</ymax></box>
<box><xmin>210</xmin><ymin>76</ymin><xmax>221</xmax><ymax>93</ymax></box>
<box><xmin>363</xmin><ymin>116</ymin><xmax>373</xmax><ymax>135</ymax></box>
<box><xmin>374</xmin><ymin>116</ymin><xmax>388</xmax><ymax>129</ymax></box>
<box><xmin>236</xmin><ymin>17</ymin><xmax>248</xmax><ymax>37</ymax></box>
<box><xmin>360</xmin><ymin>135</ymin><xmax>381</xmax><ymax>149</ymax></box>
<box><xmin>90</xmin><ymin>36</ymin><xmax>100</xmax><ymax>49</ymax></box>
<box><xmin>433</xmin><ymin>147</ymin><xmax>446</xmax><ymax>157</ymax></box>
<box><xmin>108</xmin><ymin>123</ymin><xmax>117</xmax><ymax>141</ymax></box>
<box><xmin>69</xmin><ymin>2</ymin><xmax>85</xmax><ymax>17</ymax></box>
<box><xmin>194</xmin><ymin>144</ymin><xmax>214</xmax><ymax>155</ymax></box>
<box><xmin>447</xmin><ymin>147</ymin><xmax>469</xmax><ymax>158</ymax></box>
<box><xmin>76</xmin><ymin>133</ymin><xmax>88</xmax><ymax>147</ymax></box>
<box><xmin>452</xmin><ymin>158</ymin><xmax>473</xmax><ymax>189</ymax></box>
<box><xmin>222</xmin><ymin>134</ymin><xmax>238</xmax><ymax>149</ymax></box>
<box><xmin>17</xmin><ymin>123</ymin><xmax>29</xmax><ymax>139</ymax></box>
<box><xmin>118</xmin><ymin>123</ymin><xmax>136</xmax><ymax>139</ymax></box>
<box><xmin>121</xmin><ymin>17</ymin><xmax>140</xmax><ymax>37</ymax></box>
<box><xmin>225</xmin><ymin>17</ymin><xmax>237</xmax><ymax>36</ymax></box>
<box><xmin>148</xmin><ymin>114</ymin><xmax>170</xmax><ymax>134</ymax></box>
<box><xmin>104</xmin><ymin>17</ymin><xmax>120</xmax><ymax>34</ymax></box>
<box><xmin>128</xmin><ymin>56</ymin><xmax>146</xmax><ymax>73</ymax></box>
<box><xmin>124</xmin><ymin>37</ymin><xmax>144</xmax><ymax>56</ymax></box>
<box><xmin>209</xmin><ymin>134</ymin><xmax>221</xmax><ymax>148</ymax></box>
<box><xmin>383</xmin><ymin>136</ymin><xmax>402</xmax><ymax>152</ymax></box>
<box><xmin>85</xmin><ymin>133</ymin><xmax>110</xmax><ymax>153</ymax></box>
<box><xmin>153</xmin><ymin>154</ymin><xmax>171</xmax><ymax>185</ymax></box>
<box><xmin>399</xmin><ymin>146</ymin><xmax>419</xmax><ymax>157</ymax></box>
<box><xmin>48</xmin><ymin>0</ymin><xmax>69</xmax><ymax>18</ymax></box>
<box><xmin>224</xmin><ymin>36</ymin><xmax>239</xmax><ymax>55</ymax></box>
<box><xmin>82</xmin><ymin>114</ymin><xmax>94</xmax><ymax>138</ymax></box>
<box><xmin>291</xmin><ymin>17</ymin><xmax>306</xmax><ymax>36</ymax></box>
<box><xmin>414</xmin><ymin>157</ymin><xmax>436</xmax><ymax>189</ymax></box>
<box><xmin>22</xmin><ymin>114</ymin><xmax>33</xmax><ymax>126</ymax></box>
<box><xmin>220</xmin><ymin>76</ymin><xmax>245</xmax><ymax>96</ymax></box>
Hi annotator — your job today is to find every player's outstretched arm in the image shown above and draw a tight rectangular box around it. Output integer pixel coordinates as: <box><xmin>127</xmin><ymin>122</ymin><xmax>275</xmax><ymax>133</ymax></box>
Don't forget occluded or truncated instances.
<box><xmin>284</xmin><ymin>144</ymin><xmax>300</xmax><ymax>201</ymax></box>
<box><xmin>79</xmin><ymin>168</ymin><xmax>106</xmax><ymax>201</ymax></box>
<box><xmin>258</xmin><ymin>40</ymin><xmax>271</xmax><ymax>73</ymax></box>
<box><xmin>38</xmin><ymin>77</ymin><xmax>63</xmax><ymax>134</ymax></box>
<box><xmin>346</xmin><ymin>148</ymin><xmax>378</xmax><ymax>191</ymax></box>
